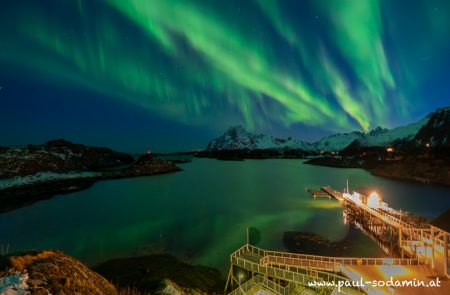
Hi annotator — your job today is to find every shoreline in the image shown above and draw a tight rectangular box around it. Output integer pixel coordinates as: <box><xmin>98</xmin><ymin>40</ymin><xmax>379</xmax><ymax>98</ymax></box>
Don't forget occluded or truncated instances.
<box><xmin>2</xmin><ymin>154</ymin><xmax>449</xmax><ymax>214</ymax></box>
<box><xmin>0</xmin><ymin>154</ymin><xmax>181</xmax><ymax>213</ymax></box>
<box><xmin>304</xmin><ymin>156</ymin><xmax>450</xmax><ymax>187</ymax></box>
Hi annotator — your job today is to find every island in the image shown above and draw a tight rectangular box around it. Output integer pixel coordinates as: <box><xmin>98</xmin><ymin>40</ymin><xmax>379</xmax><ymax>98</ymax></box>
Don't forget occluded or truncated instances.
<box><xmin>0</xmin><ymin>139</ymin><xmax>181</xmax><ymax>212</ymax></box>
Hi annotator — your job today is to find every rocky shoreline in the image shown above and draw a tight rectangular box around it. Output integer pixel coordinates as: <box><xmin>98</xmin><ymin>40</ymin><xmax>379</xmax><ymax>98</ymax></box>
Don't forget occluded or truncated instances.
<box><xmin>305</xmin><ymin>152</ymin><xmax>450</xmax><ymax>187</ymax></box>
<box><xmin>283</xmin><ymin>227</ymin><xmax>383</xmax><ymax>257</ymax></box>
<box><xmin>0</xmin><ymin>250</ymin><xmax>223</xmax><ymax>295</ymax></box>
<box><xmin>195</xmin><ymin>148</ymin><xmax>309</xmax><ymax>161</ymax></box>
<box><xmin>0</xmin><ymin>140</ymin><xmax>181</xmax><ymax>212</ymax></box>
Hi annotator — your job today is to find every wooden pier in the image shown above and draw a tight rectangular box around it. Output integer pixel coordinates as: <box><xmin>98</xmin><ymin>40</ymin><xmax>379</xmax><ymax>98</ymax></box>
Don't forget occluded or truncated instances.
<box><xmin>226</xmin><ymin>186</ymin><xmax>450</xmax><ymax>295</ymax></box>
<box><xmin>306</xmin><ymin>186</ymin><xmax>344</xmax><ymax>201</ymax></box>
<box><xmin>305</xmin><ymin>187</ymin><xmax>332</xmax><ymax>199</ymax></box>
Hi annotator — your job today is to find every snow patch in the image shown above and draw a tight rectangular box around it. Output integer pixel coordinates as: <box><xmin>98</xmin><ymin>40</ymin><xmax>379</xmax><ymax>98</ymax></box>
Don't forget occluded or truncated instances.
<box><xmin>0</xmin><ymin>272</ymin><xmax>30</xmax><ymax>295</ymax></box>
<box><xmin>0</xmin><ymin>171</ymin><xmax>103</xmax><ymax>190</ymax></box>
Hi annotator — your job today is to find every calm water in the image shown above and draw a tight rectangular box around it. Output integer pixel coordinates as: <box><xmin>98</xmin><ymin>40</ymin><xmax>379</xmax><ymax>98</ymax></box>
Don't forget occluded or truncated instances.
<box><xmin>1</xmin><ymin>159</ymin><xmax>449</xmax><ymax>273</ymax></box>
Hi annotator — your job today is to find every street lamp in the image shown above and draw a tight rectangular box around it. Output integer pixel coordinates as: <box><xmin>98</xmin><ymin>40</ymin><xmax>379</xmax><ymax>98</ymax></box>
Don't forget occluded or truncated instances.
<box><xmin>238</xmin><ymin>273</ymin><xmax>244</xmax><ymax>286</ymax></box>
<box><xmin>368</xmin><ymin>191</ymin><xmax>381</xmax><ymax>209</ymax></box>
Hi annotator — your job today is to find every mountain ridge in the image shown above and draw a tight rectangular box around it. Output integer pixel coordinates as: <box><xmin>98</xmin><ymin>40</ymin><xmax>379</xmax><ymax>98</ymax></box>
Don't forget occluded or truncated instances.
<box><xmin>206</xmin><ymin>108</ymin><xmax>447</xmax><ymax>152</ymax></box>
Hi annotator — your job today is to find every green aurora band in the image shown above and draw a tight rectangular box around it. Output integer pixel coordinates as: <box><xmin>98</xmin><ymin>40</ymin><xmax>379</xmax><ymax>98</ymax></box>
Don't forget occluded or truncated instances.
<box><xmin>1</xmin><ymin>0</ymin><xmax>450</xmax><ymax>133</ymax></box>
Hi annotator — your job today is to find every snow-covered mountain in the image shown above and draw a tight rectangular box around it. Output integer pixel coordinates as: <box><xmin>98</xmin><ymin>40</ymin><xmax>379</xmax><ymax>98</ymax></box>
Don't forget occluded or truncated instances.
<box><xmin>312</xmin><ymin>131</ymin><xmax>363</xmax><ymax>152</ymax></box>
<box><xmin>310</xmin><ymin>117</ymin><xmax>430</xmax><ymax>151</ymax></box>
<box><xmin>206</xmin><ymin>110</ymin><xmax>437</xmax><ymax>152</ymax></box>
<box><xmin>361</xmin><ymin>117</ymin><xmax>430</xmax><ymax>147</ymax></box>
<box><xmin>206</xmin><ymin>125</ymin><xmax>311</xmax><ymax>151</ymax></box>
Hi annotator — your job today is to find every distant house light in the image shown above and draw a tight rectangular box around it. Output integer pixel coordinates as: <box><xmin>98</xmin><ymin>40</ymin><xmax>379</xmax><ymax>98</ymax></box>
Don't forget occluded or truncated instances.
<box><xmin>425</xmin><ymin>143</ymin><xmax>431</xmax><ymax>148</ymax></box>
<box><xmin>386</xmin><ymin>147</ymin><xmax>394</xmax><ymax>153</ymax></box>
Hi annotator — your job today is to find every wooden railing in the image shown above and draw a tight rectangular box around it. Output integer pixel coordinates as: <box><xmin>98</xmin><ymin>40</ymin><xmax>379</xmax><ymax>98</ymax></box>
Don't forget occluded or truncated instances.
<box><xmin>240</xmin><ymin>244</ymin><xmax>420</xmax><ymax>267</ymax></box>
<box><xmin>232</xmin><ymin>245</ymin><xmax>369</xmax><ymax>294</ymax></box>
<box><xmin>261</xmin><ymin>255</ymin><xmax>419</xmax><ymax>270</ymax></box>
<box><xmin>341</xmin><ymin>191</ymin><xmax>447</xmax><ymax>249</ymax></box>
<box><xmin>321</xmin><ymin>186</ymin><xmax>448</xmax><ymax>248</ymax></box>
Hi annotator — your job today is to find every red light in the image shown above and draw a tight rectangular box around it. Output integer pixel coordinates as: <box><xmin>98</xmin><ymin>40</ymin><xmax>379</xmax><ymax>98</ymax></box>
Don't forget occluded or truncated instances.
<box><xmin>147</xmin><ymin>150</ymin><xmax>152</xmax><ymax>155</ymax></box>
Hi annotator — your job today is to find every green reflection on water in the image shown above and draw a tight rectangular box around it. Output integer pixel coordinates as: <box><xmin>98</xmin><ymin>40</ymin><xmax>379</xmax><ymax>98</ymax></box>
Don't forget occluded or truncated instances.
<box><xmin>1</xmin><ymin>159</ymin><xmax>449</xmax><ymax>274</ymax></box>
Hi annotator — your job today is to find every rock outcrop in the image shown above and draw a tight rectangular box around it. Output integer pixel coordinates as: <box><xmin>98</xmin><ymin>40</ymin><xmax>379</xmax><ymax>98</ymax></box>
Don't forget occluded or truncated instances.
<box><xmin>414</xmin><ymin>107</ymin><xmax>450</xmax><ymax>147</ymax></box>
<box><xmin>94</xmin><ymin>254</ymin><xmax>223</xmax><ymax>294</ymax></box>
<box><xmin>0</xmin><ymin>251</ymin><xmax>224</xmax><ymax>295</ymax></box>
<box><xmin>0</xmin><ymin>139</ymin><xmax>134</xmax><ymax>179</ymax></box>
<box><xmin>0</xmin><ymin>141</ymin><xmax>181</xmax><ymax>213</ymax></box>
<box><xmin>0</xmin><ymin>250</ymin><xmax>117</xmax><ymax>295</ymax></box>
<box><xmin>121</xmin><ymin>154</ymin><xmax>181</xmax><ymax>177</ymax></box>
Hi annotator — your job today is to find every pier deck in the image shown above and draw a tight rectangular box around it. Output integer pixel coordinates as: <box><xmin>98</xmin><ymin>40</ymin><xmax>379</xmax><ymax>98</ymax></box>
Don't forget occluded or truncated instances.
<box><xmin>227</xmin><ymin>186</ymin><xmax>450</xmax><ymax>295</ymax></box>
<box><xmin>227</xmin><ymin>244</ymin><xmax>450</xmax><ymax>295</ymax></box>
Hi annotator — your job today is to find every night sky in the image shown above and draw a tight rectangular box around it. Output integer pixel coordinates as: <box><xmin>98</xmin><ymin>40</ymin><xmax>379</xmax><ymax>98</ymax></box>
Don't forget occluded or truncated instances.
<box><xmin>1</xmin><ymin>0</ymin><xmax>450</xmax><ymax>152</ymax></box>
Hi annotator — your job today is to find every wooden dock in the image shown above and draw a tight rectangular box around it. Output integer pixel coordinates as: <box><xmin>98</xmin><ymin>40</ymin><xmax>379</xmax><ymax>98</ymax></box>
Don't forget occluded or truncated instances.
<box><xmin>306</xmin><ymin>186</ymin><xmax>344</xmax><ymax>201</ymax></box>
<box><xmin>226</xmin><ymin>186</ymin><xmax>450</xmax><ymax>295</ymax></box>
<box><xmin>225</xmin><ymin>244</ymin><xmax>450</xmax><ymax>295</ymax></box>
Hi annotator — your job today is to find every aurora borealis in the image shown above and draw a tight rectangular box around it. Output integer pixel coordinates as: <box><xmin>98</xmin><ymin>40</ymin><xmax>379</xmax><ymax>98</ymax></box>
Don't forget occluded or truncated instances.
<box><xmin>1</xmin><ymin>0</ymin><xmax>450</xmax><ymax>151</ymax></box>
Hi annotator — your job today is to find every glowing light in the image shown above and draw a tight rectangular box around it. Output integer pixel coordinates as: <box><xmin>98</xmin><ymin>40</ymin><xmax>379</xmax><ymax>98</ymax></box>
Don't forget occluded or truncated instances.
<box><xmin>368</xmin><ymin>192</ymin><xmax>381</xmax><ymax>209</ymax></box>
<box><xmin>238</xmin><ymin>272</ymin><xmax>245</xmax><ymax>286</ymax></box>
<box><xmin>386</xmin><ymin>147</ymin><xmax>394</xmax><ymax>152</ymax></box>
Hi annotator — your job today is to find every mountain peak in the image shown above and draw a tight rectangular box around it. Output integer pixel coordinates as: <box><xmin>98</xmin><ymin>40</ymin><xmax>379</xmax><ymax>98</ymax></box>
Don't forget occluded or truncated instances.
<box><xmin>414</xmin><ymin>107</ymin><xmax>450</xmax><ymax>146</ymax></box>
<box><xmin>367</xmin><ymin>126</ymin><xmax>389</xmax><ymax>136</ymax></box>
<box><xmin>226</xmin><ymin>124</ymin><xmax>246</xmax><ymax>132</ymax></box>
<box><xmin>205</xmin><ymin>107</ymin><xmax>448</xmax><ymax>152</ymax></box>
<box><xmin>206</xmin><ymin>126</ymin><xmax>307</xmax><ymax>151</ymax></box>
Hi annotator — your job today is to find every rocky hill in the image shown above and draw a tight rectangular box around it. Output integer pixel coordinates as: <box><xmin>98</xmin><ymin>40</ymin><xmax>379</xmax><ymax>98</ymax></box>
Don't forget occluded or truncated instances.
<box><xmin>0</xmin><ymin>250</ymin><xmax>116</xmax><ymax>294</ymax></box>
<box><xmin>121</xmin><ymin>154</ymin><xmax>181</xmax><ymax>177</ymax></box>
<box><xmin>94</xmin><ymin>254</ymin><xmax>223</xmax><ymax>294</ymax></box>
<box><xmin>0</xmin><ymin>250</ymin><xmax>223</xmax><ymax>295</ymax></box>
<box><xmin>0</xmin><ymin>141</ymin><xmax>181</xmax><ymax>212</ymax></box>
<box><xmin>414</xmin><ymin>107</ymin><xmax>450</xmax><ymax>147</ymax></box>
<box><xmin>0</xmin><ymin>139</ymin><xmax>134</xmax><ymax>179</ymax></box>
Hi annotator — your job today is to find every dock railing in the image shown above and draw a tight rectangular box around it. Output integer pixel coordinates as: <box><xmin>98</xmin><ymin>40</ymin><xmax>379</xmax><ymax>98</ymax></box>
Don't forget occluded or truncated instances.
<box><xmin>231</xmin><ymin>244</ymin><xmax>377</xmax><ymax>294</ymax></box>
<box><xmin>239</xmin><ymin>244</ymin><xmax>420</xmax><ymax>267</ymax></box>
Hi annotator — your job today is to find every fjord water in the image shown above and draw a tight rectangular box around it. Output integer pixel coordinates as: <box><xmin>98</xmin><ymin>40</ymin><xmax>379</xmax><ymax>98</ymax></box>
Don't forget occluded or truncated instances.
<box><xmin>1</xmin><ymin>159</ymin><xmax>450</xmax><ymax>273</ymax></box>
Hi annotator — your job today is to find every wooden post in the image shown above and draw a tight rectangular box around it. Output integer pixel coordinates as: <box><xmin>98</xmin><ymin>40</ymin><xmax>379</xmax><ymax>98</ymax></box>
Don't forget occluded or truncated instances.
<box><xmin>431</xmin><ymin>227</ymin><xmax>435</xmax><ymax>269</ymax></box>
<box><xmin>421</xmin><ymin>229</ymin><xmax>425</xmax><ymax>262</ymax></box>
<box><xmin>445</xmin><ymin>233</ymin><xmax>449</xmax><ymax>278</ymax></box>
<box><xmin>225</xmin><ymin>265</ymin><xmax>233</xmax><ymax>293</ymax></box>
<box><xmin>399</xmin><ymin>228</ymin><xmax>403</xmax><ymax>258</ymax></box>
<box><xmin>389</xmin><ymin>225</ymin><xmax>393</xmax><ymax>254</ymax></box>
<box><xmin>247</xmin><ymin>227</ymin><xmax>249</xmax><ymax>247</ymax></box>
